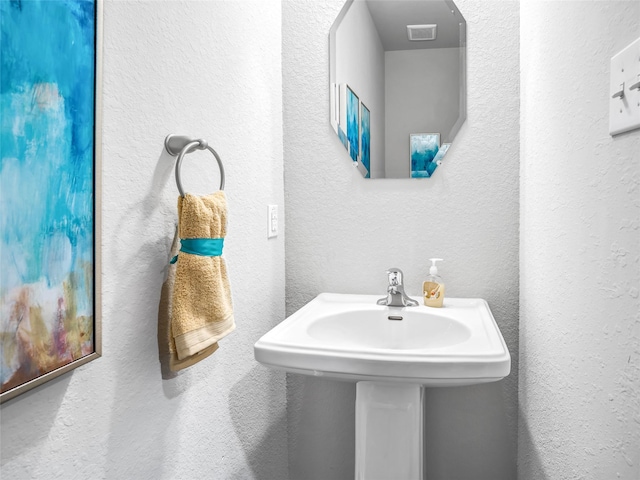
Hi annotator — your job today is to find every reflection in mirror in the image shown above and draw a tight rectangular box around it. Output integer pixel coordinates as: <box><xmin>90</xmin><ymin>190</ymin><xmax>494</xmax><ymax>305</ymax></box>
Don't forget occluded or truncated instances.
<box><xmin>329</xmin><ymin>0</ymin><xmax>466</xmax><ymax>179</ymax></box>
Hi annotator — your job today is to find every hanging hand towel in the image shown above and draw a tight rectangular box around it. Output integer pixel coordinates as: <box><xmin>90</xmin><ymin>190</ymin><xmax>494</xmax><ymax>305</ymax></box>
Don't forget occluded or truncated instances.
<box><xmin>158</xmin><ymin>226</ymin><xmax>219</xmax><ymax>374</ymax></box>
<box><xmin>165</xmin><ymin>191</ymin><xmax>235</xmax><ymax>363</ymax></box>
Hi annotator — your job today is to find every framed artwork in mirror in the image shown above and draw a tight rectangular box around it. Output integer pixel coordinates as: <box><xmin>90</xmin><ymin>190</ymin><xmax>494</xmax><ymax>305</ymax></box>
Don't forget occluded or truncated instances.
<box><xmin>346</xmin><ymin>86</ymin><xmax>360</xmax><ymax>162</ymax></box>
<box><xmin>410</xmin><ymin>133</ymin><xmax>440</xmax><ymax>178</ymax></box>
<box><xmin>0</xmin><ymin>0</ymin><xmax>103</xmax><ymax>403</ymax></box>
<box><xmin>361</xmin><ymin>103</ymin><xmax>371</xmax><ymax>178</ymax></box>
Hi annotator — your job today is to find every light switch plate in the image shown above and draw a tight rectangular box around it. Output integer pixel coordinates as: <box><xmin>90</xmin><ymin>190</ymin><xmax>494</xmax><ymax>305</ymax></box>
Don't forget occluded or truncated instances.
<box><xmin>609</xmin><ymin>37</ymin><xmax>640</xmax><ymax>136</ymax></box>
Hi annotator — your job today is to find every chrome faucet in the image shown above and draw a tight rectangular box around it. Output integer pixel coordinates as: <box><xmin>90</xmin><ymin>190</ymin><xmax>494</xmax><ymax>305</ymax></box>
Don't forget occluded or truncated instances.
<box><xmin>377</xmin><ymin>268</ymin><xmax>419</xmax><ymax>307</ymax></box>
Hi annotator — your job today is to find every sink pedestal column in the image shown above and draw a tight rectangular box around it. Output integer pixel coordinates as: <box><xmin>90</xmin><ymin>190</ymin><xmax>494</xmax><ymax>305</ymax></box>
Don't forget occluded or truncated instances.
<box><xmin>355</xmin><ymin>382</ymin><xmax>424</xmax><ymax>480</ymax></box>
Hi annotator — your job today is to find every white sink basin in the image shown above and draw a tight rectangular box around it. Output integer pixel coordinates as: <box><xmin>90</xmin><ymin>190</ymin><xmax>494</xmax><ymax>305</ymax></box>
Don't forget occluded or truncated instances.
<box><xmin>254</xmin><ymin>293</ymin><xmax>510</xmax><ymax>386</ymax></box>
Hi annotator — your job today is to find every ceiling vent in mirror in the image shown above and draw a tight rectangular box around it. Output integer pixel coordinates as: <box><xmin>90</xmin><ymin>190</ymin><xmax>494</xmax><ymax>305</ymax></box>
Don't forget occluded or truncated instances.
<box><xmin>406</xmin><ymin>24</ymin><xmax>437</xmax><ymax>41</ymax></box>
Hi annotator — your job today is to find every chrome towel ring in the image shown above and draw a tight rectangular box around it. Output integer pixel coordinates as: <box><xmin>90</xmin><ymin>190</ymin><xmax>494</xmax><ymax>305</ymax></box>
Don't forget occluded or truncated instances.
<box><xmin>164</xmin><ymin>134</ymin><xmax>225</xmax><ymax>196</ymax></box>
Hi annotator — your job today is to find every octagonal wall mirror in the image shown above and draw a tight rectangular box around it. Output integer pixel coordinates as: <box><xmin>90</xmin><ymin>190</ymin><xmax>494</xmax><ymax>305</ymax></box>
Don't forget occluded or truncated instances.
<box><xmin>329</xmin><ymin>0</ymin><xmax>466</xmax><ymax>179</ymax></box>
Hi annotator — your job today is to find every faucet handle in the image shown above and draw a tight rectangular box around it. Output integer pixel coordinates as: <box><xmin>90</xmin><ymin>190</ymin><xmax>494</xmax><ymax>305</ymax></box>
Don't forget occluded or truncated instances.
<box><xmin>386</xmin><ymin>268</ymin><xmax>404</xmax><ymax>286</ymax></box>
<box><xmin>379</xmin><ymin>267</ymin><xmax>418</xmax><ymax>307</ymax></box>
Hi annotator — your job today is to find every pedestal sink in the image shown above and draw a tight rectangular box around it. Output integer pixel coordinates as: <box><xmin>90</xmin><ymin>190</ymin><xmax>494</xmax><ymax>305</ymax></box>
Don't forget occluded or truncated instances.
<box><xmin>254</xmin><ymin>293</ymin><xmax>511</xmax><ymax>479</ymax></box>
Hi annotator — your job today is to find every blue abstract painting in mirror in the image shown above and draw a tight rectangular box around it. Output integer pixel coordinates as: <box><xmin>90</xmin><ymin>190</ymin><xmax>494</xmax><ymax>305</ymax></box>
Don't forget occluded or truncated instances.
<box><xmin>360</xmin><ymin>103</ymin><xmax>370</xmax><ymax>178</ymax></box>
<box><xmin>347</xmin><ymin>86</ymin><xmax>359</xmax><ymax>162</ymax></box>
<box><xmin>410</xmin><ymin>133</ymin><xmax>440</xmax><ymax>178</ymax></box>
<box><xmin>0</xmin><ymin>0</ymin><xmax>100</xmax><ymax>402</ymax></box>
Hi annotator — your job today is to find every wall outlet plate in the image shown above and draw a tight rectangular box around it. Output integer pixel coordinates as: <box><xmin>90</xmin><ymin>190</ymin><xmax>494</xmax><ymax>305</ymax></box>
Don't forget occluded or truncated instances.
<box><xmin>609</xmin><ymin>37</ymin><xmax>640</xmax><ymax>136</ymax></box>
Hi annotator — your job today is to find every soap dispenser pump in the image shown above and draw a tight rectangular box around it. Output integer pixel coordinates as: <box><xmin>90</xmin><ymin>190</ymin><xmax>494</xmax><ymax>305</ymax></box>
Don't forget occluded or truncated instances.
<box><xmin>423</xmin><ymin>258</ymin><xmax>445</xmax><ymax>308</ymax></box>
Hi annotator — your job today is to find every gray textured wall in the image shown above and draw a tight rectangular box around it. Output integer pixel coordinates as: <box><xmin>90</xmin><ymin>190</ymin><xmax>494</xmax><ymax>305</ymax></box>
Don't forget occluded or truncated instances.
<box><xmin>283</xmin><ymin>1</ymin><xmax>520</xmax><ymax>479</ymax></box>
<box><xmin>0</xmin><ymin>2</ymin><xmax>288</xmax><ymax>479</ymax></box>
<box><xmin>385</xmin><ymin>48</ymin><xmax>461</xmax><ymax>177</ymax></box>
<box><xmin>519</xmin><ymin>2</ymin><xmax>640</xmax><ymax>478</ymax></box>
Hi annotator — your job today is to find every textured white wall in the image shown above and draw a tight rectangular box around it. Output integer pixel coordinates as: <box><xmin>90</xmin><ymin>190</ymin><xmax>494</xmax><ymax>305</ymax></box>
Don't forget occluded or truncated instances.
<box><xmin>0</xmin><ymin>1</ymin><xmax>287</xmax><ymax>479</ymax></box>
<box><xmin>283</xmin><ymin>1</ymin><xmax>519</xmax><ymax>479</ymax></box>
<box><xmin>519</xmin><ymin>2</ymin><xmax>640</xmax><ymax>479</ymax></box>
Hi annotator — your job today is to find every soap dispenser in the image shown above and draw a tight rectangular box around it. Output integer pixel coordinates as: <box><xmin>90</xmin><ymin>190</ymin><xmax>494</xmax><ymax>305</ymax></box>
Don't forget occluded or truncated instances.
<box><xmin>423</xmin><ymin>258</ymin><xmax>445</xmax><ymax>308</ymax></box>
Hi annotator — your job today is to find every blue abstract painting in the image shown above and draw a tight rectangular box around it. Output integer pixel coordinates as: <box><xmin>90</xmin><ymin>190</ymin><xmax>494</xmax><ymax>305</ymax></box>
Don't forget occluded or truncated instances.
<box><xmin>410</xmin><ymin>133</ymin><xmax>440</xmax><ymax>178</ymax></box>
<box><xmin>338</xmin><ymin>126</ymin><xmax>349</xmax><ymax>150</ymax></box>
<box><xmin>346</xmin><ymin>86</ymin><xmax>359</xmax><ymax>162</ymax></box>
<box><xmin>1</xmin><ymin>0</ymin><xmax>97</xmax><ymax>397</ymax></box>
<box><xmin>360</xmin><ymin>103</ymin><xmax>370</xmax><ymax>178</ymax></box>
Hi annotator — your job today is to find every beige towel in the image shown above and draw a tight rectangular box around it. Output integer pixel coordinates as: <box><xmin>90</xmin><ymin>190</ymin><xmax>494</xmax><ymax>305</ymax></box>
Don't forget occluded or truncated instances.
<box><xmin>158</xmin><ymin>227</ymin><xmax>218</xmax><ymax>374</ymax></box>
<box><xmin>158</xmin><ymin>191</ymin><xmax>234</xmax><ymax>371</ymax></box>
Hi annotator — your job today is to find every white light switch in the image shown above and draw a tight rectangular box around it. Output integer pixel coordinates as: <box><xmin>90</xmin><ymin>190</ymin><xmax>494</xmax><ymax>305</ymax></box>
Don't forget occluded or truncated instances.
<box><xmin>268</xmin><ymin>205</ymin><xmax>278</xmax><ymax>238</ymax></box>
<box><xmin>609</xmin><ymin>37</ymin><xmax>640</xmax><ymax>136</ymax></box>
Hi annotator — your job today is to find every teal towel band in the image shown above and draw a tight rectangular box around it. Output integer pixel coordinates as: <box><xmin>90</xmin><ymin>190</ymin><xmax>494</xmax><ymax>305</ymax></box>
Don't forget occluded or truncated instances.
<box><xmin>180</xmin><ymin>238</ymin><xmax>224</xmax><ymax>256</ymax></box>
<box><xmin>170</xmin><ymin>238</ymin><xmax>224</xmax><ymax>264</ymax></box>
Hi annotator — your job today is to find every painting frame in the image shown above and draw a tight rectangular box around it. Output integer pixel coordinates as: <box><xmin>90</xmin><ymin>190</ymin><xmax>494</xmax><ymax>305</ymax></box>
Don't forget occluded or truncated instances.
<box><xmin>410</xmin><ymin>133</ymin><xmax>441</xmax><ymax>178</ymax></box>
<box><xmin>0</xmin><ymin>0</ymin><xmax>103</xmax><ymax>404</ymax></box>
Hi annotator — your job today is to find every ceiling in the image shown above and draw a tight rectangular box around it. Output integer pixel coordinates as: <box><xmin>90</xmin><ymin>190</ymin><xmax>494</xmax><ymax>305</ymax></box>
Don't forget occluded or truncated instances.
<box><xmin>364</xmin><ymin>0</ymin><xmax>465</xmax><ymax>51</ymax></box>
